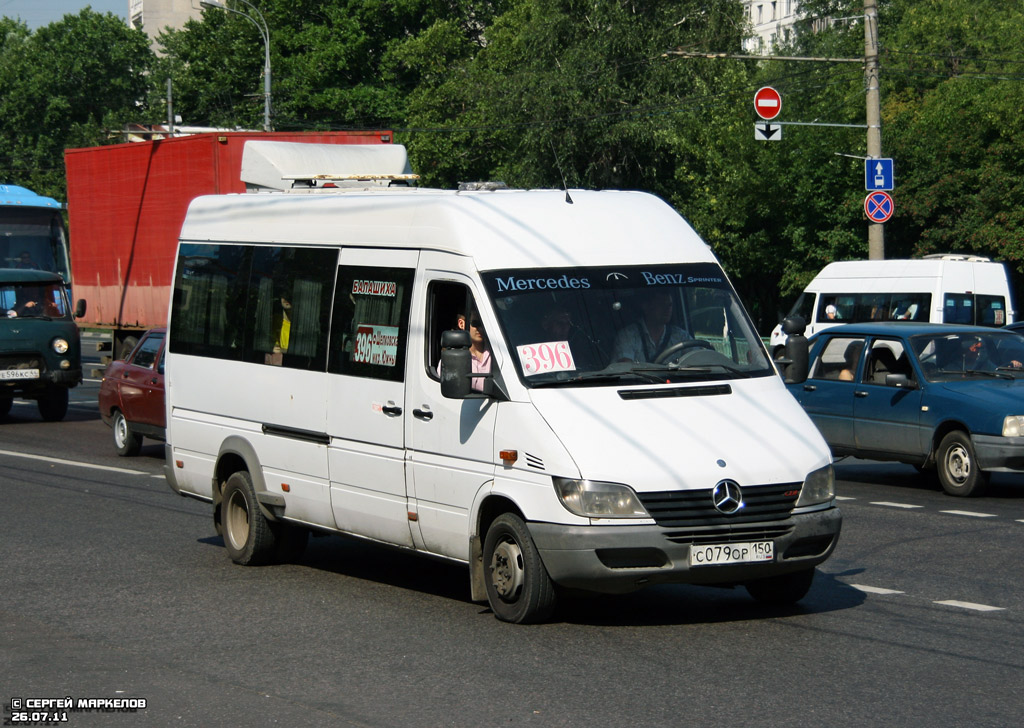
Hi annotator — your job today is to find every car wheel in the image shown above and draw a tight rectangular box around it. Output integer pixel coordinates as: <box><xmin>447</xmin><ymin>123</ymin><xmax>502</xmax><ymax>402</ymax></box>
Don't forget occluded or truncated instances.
<box><xmin>112</xmin><ymin>410</ymin><xmax>143</xmax><ymax>457</ymax></box>
<box><xmin>0</xmin><ymin>397</ymin><xmax>11</xmax><ymax>418</ymax></box>
<box><xmin>482</xmin><ymin>513</ymin><xmax>556</xmax><ymax>624</ymax></box>
<box><xmin>937</xmin><ymin>430</ymin><xmax>989</xmax><ymax>497</ymax></box>
<box><xmin>222</xmin><ymin>470</ymin><xmax>276</xmax><ymax>565</ymax></box>
<box><xmin>36</xmin><ymin>388</ymin><xmax>68</xmax><ymax>422</ymax></box>
<box><xmin>745</xmin><ymin>568</ymin><xmax>815</xmax><ymax>605</ymax></box>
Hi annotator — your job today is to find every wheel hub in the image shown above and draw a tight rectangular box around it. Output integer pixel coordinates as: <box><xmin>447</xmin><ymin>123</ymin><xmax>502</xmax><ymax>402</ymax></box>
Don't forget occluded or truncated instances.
<box><xmin>489</xmin><ymin>539</ymin><xmax>524</xmax><ymax>601</ymax></box>
<box><xmin>946</xmin><ymin>445</ymin><xmax>971</xmax><ymax>484</ymax></box>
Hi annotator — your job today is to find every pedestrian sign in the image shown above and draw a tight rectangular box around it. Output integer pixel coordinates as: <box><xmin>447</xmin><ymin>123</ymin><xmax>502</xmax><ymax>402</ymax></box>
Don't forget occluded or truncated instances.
<box><xmin>865</xmin><ymin>158</ymin><xmax>894</xmax><ymax>191</ymax></box>
<box><xmin>864</xmin><ymin>191</ymin><xmax>894</xmax><ymax>223</ymax></box>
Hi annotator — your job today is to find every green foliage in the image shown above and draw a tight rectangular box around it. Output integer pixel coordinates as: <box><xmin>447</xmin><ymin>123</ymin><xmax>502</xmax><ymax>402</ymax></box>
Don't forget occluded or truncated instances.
<box><xmin>0</xmin><ymin>9</ymin><xmax>152</xmax><ymax>199</ymax></box>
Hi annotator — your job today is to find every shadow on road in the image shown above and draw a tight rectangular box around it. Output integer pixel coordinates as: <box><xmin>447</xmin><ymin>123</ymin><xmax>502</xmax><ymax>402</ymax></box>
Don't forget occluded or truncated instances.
<box><xmin>835</xmin><ymin>456</ymin><xmax>1024</xmax><ymax>499</ymax></box>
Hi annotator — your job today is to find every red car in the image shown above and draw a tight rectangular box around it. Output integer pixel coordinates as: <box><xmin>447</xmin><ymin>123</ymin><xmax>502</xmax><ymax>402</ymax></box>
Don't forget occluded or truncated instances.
<box><xmin>98</xmin><ymin>328</ymin><xmax>166</xmax><ymax>456</ymax></box>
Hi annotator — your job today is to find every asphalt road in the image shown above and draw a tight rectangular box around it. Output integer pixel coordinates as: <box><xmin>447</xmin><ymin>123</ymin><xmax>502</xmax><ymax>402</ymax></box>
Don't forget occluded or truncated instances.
<box><xmin>2</xmin><ymin>355</ymin><xmax>1023</xmax><ymax>727</ymax></box>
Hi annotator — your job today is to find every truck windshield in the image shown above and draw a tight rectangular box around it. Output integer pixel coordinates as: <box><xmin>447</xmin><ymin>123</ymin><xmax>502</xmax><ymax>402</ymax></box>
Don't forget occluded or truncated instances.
<box><xmin>0</xmin><ymin>206</ymin><xmax>71</xmax><ymax>283</ymax></box>
<box><xmin>481</xmin><ymin>263</ymin><xmax>773</xmax><ymax>387</ymax></box>
<box><xmin>1</xmin><ymin>281</ymin><xmax>70</xmax><ymax>319</ymax></box>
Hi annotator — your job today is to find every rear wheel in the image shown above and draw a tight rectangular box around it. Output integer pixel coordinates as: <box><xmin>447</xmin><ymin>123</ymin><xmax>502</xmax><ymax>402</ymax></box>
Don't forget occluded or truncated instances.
<box><xmin>0</xmin><ymin>397</ymin><xmax>11</xmax><ymax>418</ymax></box>
<box><xmin>112</xmin><ymin>410</ymin><xmax>143</xmax><ymax>456</ymax></box>
<box><xmin>37</xmin><ymin>388</ymin><xmax>68</xmax><ymax>422</ymax></box>
<box><xmin>118</xmin><ymin>335</ymin><xmax>139</xmax><ymax>361</ymax></box>
<box><xmin>745</xmin><ymin>568</ymin><xmax>815</xmax><ymax>605</ymax></box>
<box><xmin>483</xmin><ymin>513</ymin><xmax>556</xmax><ymax>624</ymax></box>
<box><xmin>937</xmin><ymin>430</ymin><xmax>989</xmax><ymax>497</ymax></box>
<box><xmin>222</xmin><ymin>471</ymin><xmax>276</xmax><ymax>565</ymax></box>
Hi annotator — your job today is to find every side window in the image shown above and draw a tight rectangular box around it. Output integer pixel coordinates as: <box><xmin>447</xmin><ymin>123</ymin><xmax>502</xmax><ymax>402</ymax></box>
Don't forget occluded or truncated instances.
<box><xmin>866</xmin><ymin>338</ymin><xmax>914</xmax><ymax>386</ymax></box>
<box><xmin>976</xmin><ymin>294</ymin><xmax>1007</xmax><ymax>327</ymax></box>
<box><xmin>329</xmin><ymin>266</ymin><xmax>414</xmax><ymax>382</ymax></box>
<box><xmin>425</xmin><ymin>281</ymin><xmax>475</xmax><ymax>377</ymax></box>
<box><xmin>943</xmin><ymin>293</ymin><xmax>974</xmax><ymax>324</ymax></box>
<box><xmin>131</xmin><ymin>334</ymin><xmax>164</xmax><ymax>369</ymax></box>
<box><xmin>810</xmin><ymin>336</ymin><xmax>865</xmax><ymax>381</ymax></box>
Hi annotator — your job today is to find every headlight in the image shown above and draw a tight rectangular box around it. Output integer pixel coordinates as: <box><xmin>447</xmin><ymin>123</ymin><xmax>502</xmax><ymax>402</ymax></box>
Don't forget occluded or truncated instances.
<box><xmin>52</xmin><ymin>338</ymin><xmax>69</xmax><ymax>354</ymax></box>
<box><xmin>796</xmin><ymin>464</ymin><xmax>835</xmax><ymax>507</ymax></box>
<box><xmin>553</xmin><ymin>478</ymin><xmax>649</xmax><ymax>518</ymax></box>
<box><xmin>1003</xmin><ymin>416</ymin><xmax>1024</xmax><ymax>437</ymax></box>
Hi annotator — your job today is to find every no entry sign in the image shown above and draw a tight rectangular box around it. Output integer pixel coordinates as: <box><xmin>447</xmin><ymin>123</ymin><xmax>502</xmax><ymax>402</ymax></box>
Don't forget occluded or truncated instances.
<box><xmin>754</xmin><ymin>87</ymin><xmax>782</xmax><ymax>120</ymax></box>
<box><xmin>864</xmin><ymin>190</ymin><xmax>894</xmax><ymax>223</ymax></box>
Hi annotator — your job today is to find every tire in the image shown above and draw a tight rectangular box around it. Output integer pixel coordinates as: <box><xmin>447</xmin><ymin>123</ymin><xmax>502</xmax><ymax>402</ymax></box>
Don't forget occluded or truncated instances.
<box><xmin>118</xmin><ymin>335</ymin><xmax>139</xmax><ymax>361</ymax></box>
<box><xmin>482</xmin><ymin>513</ymin><xmax>556</xmax><ymax>624</ymax></box>
<box><xmin>0</xmin><ymin>397</ymin><xmax>11</xmax><ymax>418</ymax></box>
<box><xmin>222</xmin><ymin>471</ymin><xmax>276</xmax><ymax>565</ymax></box>
<box><xmin>937</xmin><ymin>430</ymin><xmax>989</xmax><ymax>497</ymax></box>
<box><xmin>745</xmin><ymin>568</ymin><xmax>815</xmax><ymax>605</ymax></box>
<box><xmin>112</xmin><ymin>410</ymin><xmax>143</xmax><ymax>457</ymax></box>
<box><xmin>36</xmin><ymin>388</ymin><xmax>68</xmax><ymax>422</ymax></box>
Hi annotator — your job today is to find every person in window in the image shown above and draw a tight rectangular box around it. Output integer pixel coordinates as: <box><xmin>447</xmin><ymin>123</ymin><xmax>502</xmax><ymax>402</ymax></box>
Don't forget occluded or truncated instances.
<box><xmin>892</xmin><ymin>299</ymin><xmax>917</xmax><ymax>320</ymax></box>
<box><xmin>467</xmin><ymin>313</ymin><xmax>492</xmax><ymax>391</ymax></box>
<box><xmin>839</xmin><ymin>340</ymin><xmax>863</xmax><ymax>381</ymax></box>
<box><xmin>612</xmin><ymin>290</ymin><xmax>690</xmax><ymax>363</ymax></box>
<box><xmin>541</xmin><ymin>307</ymin><xmax>573</xmax><ymax>341</ymax></box>
<box><xmin>963</xmin><ymin>336</ymin><xmax>1023</xmax><ymax>371</ymax></box>
<box><xmin>825</xmin><ymin>304</ymin><xmax>840</xmax><ymax>320</ymax></box>
<box><xmin>273</xmin><ymin>297</ymin><xmax>292</xmax><ymax>354</ymax></box>
<box><xmin>17</xmin><ymin>251</ymin><xmax>39</xmax><ymax>270</ymax></box>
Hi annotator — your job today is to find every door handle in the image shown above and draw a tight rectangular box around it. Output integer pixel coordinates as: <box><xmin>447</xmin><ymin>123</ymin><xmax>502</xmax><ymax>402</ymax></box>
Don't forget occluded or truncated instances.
<box><xmin>382</xmin><ymin>403</ymin><xmax>403</xmax><ymax>416</ymax></box>
<box><xmin>802</xmin><ymin>384</ymin><xmax>816</xmax><ymax>391</ymax></box>
<box><xmin>413</xmin><ymin>408</ymin><xmax>434</xmax><ymax>421</ymax></box>
<box><xmin>854</xmin><ymin>390</ymin><xmax>868</xmax><ymax>398</ymax></box>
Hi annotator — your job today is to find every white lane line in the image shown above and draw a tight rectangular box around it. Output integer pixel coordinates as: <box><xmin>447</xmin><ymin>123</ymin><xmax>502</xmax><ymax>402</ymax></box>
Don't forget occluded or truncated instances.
<box><xmin>870</xmin><ymin>501</ymin><xmax>923</xmax><ymax>509</ymax></box>
<box><xmin>1018</xmin><ymin>520</ymin><xmax>1024</xmax><ymax>524</ymax></box>
<box><xmin>0</xmin><ymin>449</ymin><xmax>146</xmax><ymax>475</ymax></box>
<box><xmin>934</xmin><ymin>600</ymin><xmax>1005</xmax><ymax>612</ymax></box>
<box><xmin>850</xmin><ymin>584</ymin><xmax>905</xmax><ymax>595</ymax></box>
<box><xmin>939</xmin><ymin>510</ymin><xmax>997</xmax><ymax>518</ymax></box>
<box><xmin>835</xmin><ymin>496</ymin><xmax>856</xmax><ymax>501</ymax></box>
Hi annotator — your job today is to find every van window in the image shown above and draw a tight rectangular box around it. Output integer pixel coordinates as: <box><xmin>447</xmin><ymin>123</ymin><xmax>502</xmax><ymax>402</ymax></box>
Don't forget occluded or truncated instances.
<box><xmin>942</xmin><ymin>293</ymin><xmax>1007</xmax><ymax>326</ymax></box>
<box><xmin>170</xmin><ymin>242</ymin><xmax>337</xmax><ymax>371</ymax></box>
<box><xmin>328</xmin><ymin>266</ymin><xmax>413</xmax><ymax>382</ymax></box>
<box><xmin>815</xmin><ymin>292</ymin><xmax>931</xmax><ymax>323</ymax></box>
<box><xmin>425</xmin><ymin>281</ymin><xmax>477</xmax><ymax>376</ymax></box>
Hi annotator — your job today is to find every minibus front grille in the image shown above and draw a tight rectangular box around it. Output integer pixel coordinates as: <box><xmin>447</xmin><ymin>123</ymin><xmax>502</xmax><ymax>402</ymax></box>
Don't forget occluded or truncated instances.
<box><xmin>637</xmin><ymin>483</ymin><xmax>800</xmax><ymax>528</ymax></box>
<box><xmin>663</xmin><ymin>524</ymin><xmax>794</xmax><ymax>546</ymax></box>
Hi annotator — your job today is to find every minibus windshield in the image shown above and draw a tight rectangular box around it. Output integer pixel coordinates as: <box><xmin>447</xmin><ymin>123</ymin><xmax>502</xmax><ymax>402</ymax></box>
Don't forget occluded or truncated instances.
<box><xmin>481</xmin><ymin>263</ymin><xmax>773</xmax><ymax>387</ymax></box>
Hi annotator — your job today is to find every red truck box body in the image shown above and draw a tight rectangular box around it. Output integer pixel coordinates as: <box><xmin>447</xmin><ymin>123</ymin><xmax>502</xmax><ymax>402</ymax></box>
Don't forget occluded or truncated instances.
<box><xmin>65</xmin><ymin>131</ymin><xmax>391</xmax><ymax>342</ymax></box>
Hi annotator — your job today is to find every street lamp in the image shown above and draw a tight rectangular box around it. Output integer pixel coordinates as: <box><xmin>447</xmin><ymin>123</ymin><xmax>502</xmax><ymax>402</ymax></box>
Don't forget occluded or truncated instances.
<box><xmin>200</xmin><ymin>0</ymin><xmax>272</xmax><ymax>132</ymax></box>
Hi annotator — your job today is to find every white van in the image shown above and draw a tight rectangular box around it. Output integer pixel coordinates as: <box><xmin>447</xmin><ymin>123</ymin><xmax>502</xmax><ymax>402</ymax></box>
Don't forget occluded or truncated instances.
<box><xmin>163</xmin><ymin>142</ymin><xmax>840</xmax><ymax>623</ymax></box>
<box><xmin>769</xmin><ymin>255</ymin><xmax>1016</xmax><ymax>357</ymax></box>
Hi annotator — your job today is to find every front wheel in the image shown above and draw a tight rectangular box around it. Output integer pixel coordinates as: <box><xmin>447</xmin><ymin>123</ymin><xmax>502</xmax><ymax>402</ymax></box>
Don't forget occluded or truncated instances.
<box><xmin>745</xmin><ymin>568</ymin><xmax>815</xmax><ymax>605</ymax></box>
<box><xmin>936</xmin><ymin>430</ymin><xmax>989</xmax><ymax>497</ymax></box>
<box><xmin>222</xmin><ymin>471</ymin><xmax>276</xmax><ymax>565</ymax></box>
<box><xmin>37</xmin><ymin>388</ymin><xmax>68</xmax><ymax>422</ymax></box>
<box><xmin>483</xmin><ymin>513</ymin><xmax>556</xmax><ymax>624</ymax></box>
<box><xmin>112</xmin><ymin>410</ymin><xmax>142</xmax><ymax>456</ymax></box>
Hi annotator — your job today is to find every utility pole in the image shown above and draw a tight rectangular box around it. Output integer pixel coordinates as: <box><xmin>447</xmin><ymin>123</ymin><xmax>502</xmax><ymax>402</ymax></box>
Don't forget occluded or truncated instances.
<box><xmin>865</xmin><ymin>0</ymin><xmax>883</xmax><ymax>259</ymax></box>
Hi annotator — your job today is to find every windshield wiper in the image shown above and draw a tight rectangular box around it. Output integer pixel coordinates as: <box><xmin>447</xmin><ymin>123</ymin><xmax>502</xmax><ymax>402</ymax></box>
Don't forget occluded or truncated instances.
<box><xmin>964</xmin><ymin>369</ymin><xmax>1014</xmax><ymax>380</ymax></box>
<box><xmin>634</xmin><ymin>363</ymin><xmax>753</xmax><ymax>378</ymax></box>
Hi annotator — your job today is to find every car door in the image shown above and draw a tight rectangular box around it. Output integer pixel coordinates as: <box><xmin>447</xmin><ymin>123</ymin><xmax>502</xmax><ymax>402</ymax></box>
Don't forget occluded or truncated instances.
<box><xmin>853</xmin><ymin>337</ymin><xmax>924</xmax><ymax>456</ymax></box>
<box><xmin>326</xmin><ymin>248</ymin><xmax>418</xmax><ymax>547</ymax></box>
<box><xmin>404</xmin><ymin>255</ymin><xmax>498</xmax><ymax>559</ymax></box>
<box><xmin>117</xmin><ymin>330</ymin><xmax>165</xmax><ymax>427</ymax></box>
<box><xmin>790</xmin><ymin>335</ymin><xmax>864</xmax><ymax>451</ymax></box>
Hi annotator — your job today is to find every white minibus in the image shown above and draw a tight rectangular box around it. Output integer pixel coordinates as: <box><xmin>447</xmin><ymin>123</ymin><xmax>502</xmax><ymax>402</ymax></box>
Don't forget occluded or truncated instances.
<box><xmin>770</xmin><ymin>255</ymin><xmax>1016</xmax><ymax>357</ymax></box>
<box><xmin>164</xmin><ymin>143</ymin><xmax>840</xmax><ymax>623</ymax></box>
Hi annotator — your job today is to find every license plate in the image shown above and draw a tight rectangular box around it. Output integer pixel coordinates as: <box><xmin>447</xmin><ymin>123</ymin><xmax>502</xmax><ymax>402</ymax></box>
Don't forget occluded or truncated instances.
<box><xmin>689</xmin><ymin>541</ymin><xmax>774</xmax><ymax>567</ymax></box>
<box><xmin>0</xmin><ymin>369</ymin><xmax>39</xmax><ymax>380</ymax></box>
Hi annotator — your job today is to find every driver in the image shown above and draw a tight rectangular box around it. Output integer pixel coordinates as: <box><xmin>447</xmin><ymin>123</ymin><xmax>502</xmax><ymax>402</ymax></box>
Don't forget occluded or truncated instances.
<box><xmin>612</xmin><ymin>290</ymin><xmax>691</xmax><ymax>363</ymax></box>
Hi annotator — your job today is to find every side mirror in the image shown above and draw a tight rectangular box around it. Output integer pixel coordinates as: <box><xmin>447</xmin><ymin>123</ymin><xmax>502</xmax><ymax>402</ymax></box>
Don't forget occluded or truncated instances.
<box><xmin>885</xmin><ymin>373</ymin><xmax>916</xmax><ymax>389</ymax></box>
<box><xmin>440</xmin><ymin>329</ymin><xmax>473</xmax><ymax>399</ymax></box>
<box><xmin>74</xmin><ymin>299</ymin><xmax>87</xmax><ymax>319</ymax></box>
<box><xmin>780</xmin><ymin>316</ymin><xmax>808</xmax><ymax>384</ymax></box>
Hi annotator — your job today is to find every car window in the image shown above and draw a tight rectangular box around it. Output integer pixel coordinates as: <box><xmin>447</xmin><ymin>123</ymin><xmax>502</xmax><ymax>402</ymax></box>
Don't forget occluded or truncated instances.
<box><xmin>810</xmin><ymin>336</ymin><xmax>865</xmax><ymax>381</ymax></box>
<box><xmin>865</xmin><ymin>338</ymin><xmax>914</xmax><ymax>386</ymax></box>
<box><xmin>131</xmin><ymin>333</ymin><xmax>164</xmax><ymax>370</ymax></box>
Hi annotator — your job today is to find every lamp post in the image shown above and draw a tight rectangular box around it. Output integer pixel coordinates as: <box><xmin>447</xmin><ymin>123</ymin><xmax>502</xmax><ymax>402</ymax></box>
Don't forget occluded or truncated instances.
<box><xmin>200</xmin><ymin>0</ymin><xmax>272</xmax><ymax>132</ymax></box>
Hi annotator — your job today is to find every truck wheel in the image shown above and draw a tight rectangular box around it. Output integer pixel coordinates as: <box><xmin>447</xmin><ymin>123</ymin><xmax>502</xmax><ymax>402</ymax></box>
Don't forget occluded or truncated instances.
<box><xmin>112</xmin><ymin>410</ymin><xmax>143</xmax><ymax>456</ymax></box>
<box><xmin>118</xmin><ymin>335</ymin><xmax>139</xmax><ymax>361</ymax></box>
<box><xmin>937</xmin><ymin>430</ymin><xmax>989</xmax><ymax>497</ymax></box>
<box><xmin>482</xmin><ymin>513</ymin><xmax>556</xmax><ymax>624</ymax></box>
<box><xmin>0</xmin><ymin>397</ymin><xmax>11</xmax><ymax>418</ymax></box>
<box><xmin>745</xmin><ymin>568</ymin><xmax>815</xmax><ymax>605</ymax></box>
<box><xmin>222</xmin><ymin>471</ymin><xmax>276</xmax><ymax>565</ymax></box>
<box><xmin>37</xmin><ymin>389</ymin><xmax>68</xmax><ymax>422</ymax></box>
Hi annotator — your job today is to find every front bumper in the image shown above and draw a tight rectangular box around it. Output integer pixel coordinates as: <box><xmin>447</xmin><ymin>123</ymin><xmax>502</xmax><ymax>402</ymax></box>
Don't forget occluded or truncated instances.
<box><xmin>528</xmin><ymin>506</ymin><xmax>841</xmax><ymax>594</ymax></box>
<box><xmin>973</xmin><ymin>434</ymin><xmax>1024</xmax><ymax>472</ymax></box>
<box><xmin>0</xmin><ymin>367</ymin><xmax>82</xmax><ymax>395</ymax></box>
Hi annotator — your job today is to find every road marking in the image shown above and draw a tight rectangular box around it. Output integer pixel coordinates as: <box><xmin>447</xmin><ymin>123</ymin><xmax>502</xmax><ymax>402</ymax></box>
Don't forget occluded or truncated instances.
<box><xmin>850</xmin><ymin>584</ymin><xmax>905</xmax><ymax>595</ymax></box>
<box><xmin>934</xmin><ymin>600</ymin><xmax>1004</xmax><ymax>612</ymax></box>
<box><xmin>835</xmin><ymin>496</ymin><xmax>856</xmax><ymax>501</ymax></box>
<box><xmin>939</xmin><ymin>510</ymin><xmax>997</xmax><ymax>518</ymax></box>
<box><xmin>0</xmin><ymin>449</ymin><xmax>146</xmax><ymax>475</ymax></box>
<box><xmin>870</xmin><ymin>501</ymin><xmax>923</xmax><ymax>509</ymax></box>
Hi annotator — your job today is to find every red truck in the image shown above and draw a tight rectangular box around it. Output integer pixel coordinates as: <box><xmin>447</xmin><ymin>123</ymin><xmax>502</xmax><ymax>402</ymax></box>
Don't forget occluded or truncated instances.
<box><xmin>64</xmin><ymin>130</ymin><xmax>393</xmax><ymax>359</ymax></box>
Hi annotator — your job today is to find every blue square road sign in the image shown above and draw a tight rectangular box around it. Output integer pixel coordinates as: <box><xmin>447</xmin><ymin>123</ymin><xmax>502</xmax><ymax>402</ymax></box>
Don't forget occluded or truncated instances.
<box><xmin>865</xmin><ymin>158</ymin><xmax>894</xmax><ymax>191</ymax></box>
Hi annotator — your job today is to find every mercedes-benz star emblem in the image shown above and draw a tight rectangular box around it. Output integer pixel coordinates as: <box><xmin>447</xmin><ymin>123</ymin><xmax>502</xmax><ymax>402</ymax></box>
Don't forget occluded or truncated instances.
<box><xmin>711</xmin><ymin>480</ymin><xmax>744</xmax><ymax>515</ymax></box>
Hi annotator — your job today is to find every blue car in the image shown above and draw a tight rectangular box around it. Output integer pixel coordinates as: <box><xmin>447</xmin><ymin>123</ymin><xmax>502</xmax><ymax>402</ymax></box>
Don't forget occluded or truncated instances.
<box><xmin>787</xmin><ymin>322</ymin><xmax>1024</xmax><ymax>496</ymax></box>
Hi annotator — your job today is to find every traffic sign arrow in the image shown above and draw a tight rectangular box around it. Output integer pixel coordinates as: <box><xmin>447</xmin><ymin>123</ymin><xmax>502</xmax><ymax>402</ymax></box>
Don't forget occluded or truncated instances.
<box><xmin>754</xmin><ymin>123</ymin><xmax>782</xmax><ymax>141</ymax></box>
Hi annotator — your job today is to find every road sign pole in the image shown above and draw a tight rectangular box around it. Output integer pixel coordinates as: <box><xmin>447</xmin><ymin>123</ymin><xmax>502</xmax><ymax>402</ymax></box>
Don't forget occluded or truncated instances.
<box><xmin>865</xmin><ymin>0</ymin><xmax>884</xmax><ymax>259</ymax></box>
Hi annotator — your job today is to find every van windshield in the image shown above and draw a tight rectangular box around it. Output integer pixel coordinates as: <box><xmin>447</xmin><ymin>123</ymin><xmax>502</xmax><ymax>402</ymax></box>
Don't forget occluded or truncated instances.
<box><xmin>481</xmin><ymin>263</ymin><xmax>773</xmax><ymax>387</ymax></box>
